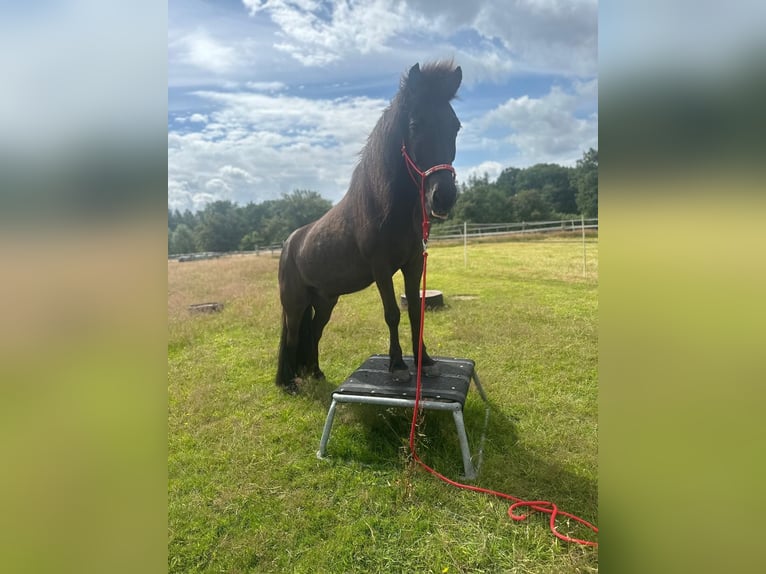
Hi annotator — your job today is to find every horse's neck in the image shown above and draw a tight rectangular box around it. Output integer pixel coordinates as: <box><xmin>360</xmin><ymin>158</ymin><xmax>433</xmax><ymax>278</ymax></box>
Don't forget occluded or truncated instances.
<box><xmin>348</xmin><ymin>103</ymin><xmax>421</xmax><ymax>225</ymax></box>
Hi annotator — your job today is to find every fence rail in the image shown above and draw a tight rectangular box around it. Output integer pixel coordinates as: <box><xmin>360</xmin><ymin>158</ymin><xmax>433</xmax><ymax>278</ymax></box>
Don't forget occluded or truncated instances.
<box><xmin>169</xmin><ymin>219</ymin><xmax>598</xmax><ymax>260</ymax></box>
<box><xmin>171</xmin><ymin>244</ymin><xmax>283</xmax><ymax>261</ymax></box>
<box><xmin>430</xmin><ymin>218</ymin><xmax>598</xmax><ymax>242</ymax></box>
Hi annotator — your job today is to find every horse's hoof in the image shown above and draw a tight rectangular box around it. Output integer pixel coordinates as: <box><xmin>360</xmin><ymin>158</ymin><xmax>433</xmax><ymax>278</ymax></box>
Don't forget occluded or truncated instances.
<box><xmin>422</xmin><ymin>362</ymin><xmax>441</xmax><ymax>377</ymax></box>
<box><xmin>277</xmin><ymin>379</ymin><xmax>301</xmax><ymax>395</ymax></box>
<box><xmin>392</xmin><ymin>368</ymin><xmax>411</xmax><ymax>383</ymax></box>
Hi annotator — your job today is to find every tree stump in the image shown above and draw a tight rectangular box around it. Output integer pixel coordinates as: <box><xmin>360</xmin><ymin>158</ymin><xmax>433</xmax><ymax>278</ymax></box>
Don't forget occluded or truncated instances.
<box><xmin>188</xmin><ymin>302</ymin><xmax>224</xmax><ymax>313</ymax></box>
<box><xmin>400</xmin><ymin>290</ymin><xmax>444</xmax><ymax>310</ymax></box>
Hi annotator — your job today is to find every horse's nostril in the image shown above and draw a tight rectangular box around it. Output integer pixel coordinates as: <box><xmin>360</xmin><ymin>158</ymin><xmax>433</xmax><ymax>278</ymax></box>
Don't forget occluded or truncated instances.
<box><xmin>433</xmin><ymin>189</ymin><xmax>451</xmax><ymax>212</ymax></box>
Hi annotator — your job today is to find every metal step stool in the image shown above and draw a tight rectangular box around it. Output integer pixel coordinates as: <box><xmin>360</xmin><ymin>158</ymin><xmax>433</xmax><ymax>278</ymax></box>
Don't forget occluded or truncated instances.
<box><xmin>317</xmin><ymin>355</ymin><xmax>489</xmax><ymax>479</ymax></box>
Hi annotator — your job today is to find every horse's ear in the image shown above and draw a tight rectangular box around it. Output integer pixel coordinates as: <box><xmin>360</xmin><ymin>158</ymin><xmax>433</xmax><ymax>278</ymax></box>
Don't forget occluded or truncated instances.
<box><xmin>447</xmin><ymin>66</ymin><xmax>462</xmax><ymax>98</ymax></box>
<box><xmin>406</xmin><ymin>63</ymin><xmax>422</xmax><ymax>95</ymax></box>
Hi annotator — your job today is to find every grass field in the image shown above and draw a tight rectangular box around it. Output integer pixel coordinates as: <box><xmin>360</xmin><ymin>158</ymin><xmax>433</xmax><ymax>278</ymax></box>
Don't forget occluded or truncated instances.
<box><xmin>168</xmin><ymin>238</ymin><xmax>598</xmax><ymax>573</ymax></box>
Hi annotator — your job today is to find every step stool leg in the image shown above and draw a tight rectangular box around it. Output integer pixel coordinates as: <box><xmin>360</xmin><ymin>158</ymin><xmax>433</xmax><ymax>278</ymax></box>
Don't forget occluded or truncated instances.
<box><xmin>317</xmin><ymin>398</ymin><xmax>338</xmax><ymax>459</ymax></box>
<box><xmin>472</xmin><ymin>370</ymin><xmax>488</xmax><ymax>403</ymax></box>
<box><xmin>452</xmin><ymin>409</ymin><xmax>477</xmax><ymax>480</ymax></box>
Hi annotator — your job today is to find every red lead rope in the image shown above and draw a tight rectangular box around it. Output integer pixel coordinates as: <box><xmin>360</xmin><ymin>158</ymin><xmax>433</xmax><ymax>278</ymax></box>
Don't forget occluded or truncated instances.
<box><xmin>402</xmin><ymin>144</ymin><xmax>598</xmax><ymax>547</ymax></box>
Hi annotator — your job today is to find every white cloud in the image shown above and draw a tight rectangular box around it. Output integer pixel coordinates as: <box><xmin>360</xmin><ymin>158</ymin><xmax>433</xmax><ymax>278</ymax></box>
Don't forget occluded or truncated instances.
<box><xmin>245</xmin><ymin>81</ymin><xmax>287</xmax><ymax>92</ymax></box>
<box><xmin>450</xmin><ymin>48</ymin><xmax>516</xmax><ymax>86</ymax></box>
<box><xmin>473</xmin><ymin>0</ymin><xmax>597</xmax><ymax>76</ymax></box>
<box><xmin>189</xmin><ymin>113</ymin><xmax>208</xmax><ymax>123</ymax></box>
<box><xmin>411</xmin><ymin>0</ymin><xmax>597</xmax><ymax>76</ymax></box>
<box><xmin>168</xmin><ymin>179</ymin><xmax>218</xmax><ymax>213</ymax></box>
<box><xmin>219</xmin><ymin>165</ymin><xmax>254</xmax><ymax>180</ymax></box>
<box><xmin>175</xmin><ymin>28</ymin><xmax>239</xmax><ymax>74</ymax></box>
<box><xmin>168</xmin><ymin>90</ymin><xmax>389</xmax><ymax>211</ymax></box>
<box><xmin>463</xmin><ymin>161</ymin><xmax>504</xmax><ymax>183</ymax></box>
<box><xmin>472</xmin><ymin>79</ymin><xmax>598</xmax><ymax>166</ymax></box>
<box><xmin>243</xmin><ymin>0</ymin><xmax>425</xmax><ymax>66</ymax></box>
<box><xmin>243</xmin><ymin>1</ymin><xmax>596</xmax><ymax>76</ymax></box>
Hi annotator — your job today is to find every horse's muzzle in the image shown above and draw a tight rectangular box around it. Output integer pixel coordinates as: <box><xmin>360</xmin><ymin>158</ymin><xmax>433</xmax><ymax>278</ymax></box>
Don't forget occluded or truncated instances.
<box><xmin>428</xmin><ymin>176</ymin><xmax>457</xmax><ymax>220</ymax></box>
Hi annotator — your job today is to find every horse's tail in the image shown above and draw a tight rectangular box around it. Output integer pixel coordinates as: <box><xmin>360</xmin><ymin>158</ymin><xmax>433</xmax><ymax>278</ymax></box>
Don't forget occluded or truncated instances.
<box><xmin>276</xmin><ymin>311</ymin><xmax>290</xmax><ymax>387</ymax></box>
<box><xmin>276</xmin><ymin>305</ymin><xmax>314</xmax><ymax>387</ymax></box>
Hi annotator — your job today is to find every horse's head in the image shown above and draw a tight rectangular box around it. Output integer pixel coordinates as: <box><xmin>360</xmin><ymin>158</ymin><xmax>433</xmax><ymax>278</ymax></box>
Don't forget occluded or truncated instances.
<box><xmin>401</xmin><ymin>61</ymin><xmax>462</xmax><ymax>220</ymax></box>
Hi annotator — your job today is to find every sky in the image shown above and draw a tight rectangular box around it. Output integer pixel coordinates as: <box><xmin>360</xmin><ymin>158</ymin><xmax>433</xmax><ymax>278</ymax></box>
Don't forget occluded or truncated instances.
<box><xmin>168</xmin><ymin>0</ymin><xmax>598</xmax><ymax>212</ymax></box>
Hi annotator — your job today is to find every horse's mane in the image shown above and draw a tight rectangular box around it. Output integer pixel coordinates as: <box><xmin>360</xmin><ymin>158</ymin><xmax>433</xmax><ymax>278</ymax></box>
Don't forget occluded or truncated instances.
<box><xmin>351</xmin><ymin>60</ymin><xmax>460</xmax><ymax>214</ymax></box>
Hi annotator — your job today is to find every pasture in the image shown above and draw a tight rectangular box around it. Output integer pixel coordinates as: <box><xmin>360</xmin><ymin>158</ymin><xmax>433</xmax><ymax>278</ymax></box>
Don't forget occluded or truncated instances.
<box><xmin>168</xmin><ymin>239</ymin><xmax>598</xmax><ymax>573</ymax></box>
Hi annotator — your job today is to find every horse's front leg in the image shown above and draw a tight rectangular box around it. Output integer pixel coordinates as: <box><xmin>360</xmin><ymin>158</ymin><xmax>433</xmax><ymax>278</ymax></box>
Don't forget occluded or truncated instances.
<box><xmin>402</xmin><ymin>259</ymin><xmax>440</xmax><ymax>377</ymax></box>
<box><xmin>374</xmin><ymin>272</ymin><xmax>410</xmax><ymax>382</ymax></box>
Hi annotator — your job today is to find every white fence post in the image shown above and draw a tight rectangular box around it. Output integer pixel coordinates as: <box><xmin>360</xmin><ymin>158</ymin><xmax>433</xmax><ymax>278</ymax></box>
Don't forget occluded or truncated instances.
<box><xmin>463</xmin><ymin>221</ymin><xmax>468</xmax><ymax>269</ymax></box>
<box><xmin>582</xmin><ymin>214</ymin><xmax>586</xmax><ymax>277</ymax></box>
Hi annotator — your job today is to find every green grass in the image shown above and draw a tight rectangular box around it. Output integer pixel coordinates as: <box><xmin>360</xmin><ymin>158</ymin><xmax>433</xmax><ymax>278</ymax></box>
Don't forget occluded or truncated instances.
<box><xmin>168</xmin><ymin>239</ymin><xmax>598</xmax><ymax>573</ymax></box>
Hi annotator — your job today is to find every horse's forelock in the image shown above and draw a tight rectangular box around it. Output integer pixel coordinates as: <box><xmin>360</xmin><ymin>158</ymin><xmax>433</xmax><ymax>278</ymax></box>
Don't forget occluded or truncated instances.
<box><xmin>401</xmin><ymin>60</ymin><xmax>461</xmax><ymax>103</ymax></box>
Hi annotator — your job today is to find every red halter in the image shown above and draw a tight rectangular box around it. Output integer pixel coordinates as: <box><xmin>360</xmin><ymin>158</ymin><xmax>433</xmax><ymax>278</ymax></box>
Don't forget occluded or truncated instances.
<box><xmin>401</xmin><ymin>143</ymin><xmax>456</xmax><ymax>245</ymax></box>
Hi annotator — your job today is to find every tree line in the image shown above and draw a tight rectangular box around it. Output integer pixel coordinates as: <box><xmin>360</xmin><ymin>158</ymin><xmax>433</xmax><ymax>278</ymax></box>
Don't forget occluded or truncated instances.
<box><xmin>168</xmin><ymin>148</ymin><xmax>597</xmax><ymax>255</ymax></box>
<box><xmin>449</xmin><ymin>147</ymin><xmax>597</xmax><ymax>224</ymax></box>
<box><xmin>168</xmin><ymin>189</ymin><xmax>333</xmax><ymax>255</ymax></box>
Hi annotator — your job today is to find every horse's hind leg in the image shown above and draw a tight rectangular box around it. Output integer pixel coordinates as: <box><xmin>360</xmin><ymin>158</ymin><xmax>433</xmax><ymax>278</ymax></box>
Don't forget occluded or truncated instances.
<box><xmin>277</xmin><ymin>303</ymin><xmax>309</xmax><ymax>393</ymax></box>
<box><xmin>308</xmin><ymin>294</ymin><xmax>338</xmax><ymax>380</ymax></box>
<box><xmin>277</xmin><ymin>258</ymin><xmax>311</xmax><ymax>392</ymax></box>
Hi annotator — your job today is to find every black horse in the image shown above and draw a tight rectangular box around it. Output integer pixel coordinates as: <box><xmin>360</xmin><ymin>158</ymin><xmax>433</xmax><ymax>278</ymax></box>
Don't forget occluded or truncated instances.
<box><xmin>276</xmin><ymin>61</ymin><xmax>462</xmax><ymax>393</ymax></box>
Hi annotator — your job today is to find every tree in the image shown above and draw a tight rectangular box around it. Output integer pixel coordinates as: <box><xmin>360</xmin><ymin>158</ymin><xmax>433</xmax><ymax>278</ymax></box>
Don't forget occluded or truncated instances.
<box><xmin>495</xmin><ymin>167</ymin><xmax>522</xmax><ymax>197</ymax></box>
<box><xmin>516</xmin><ymin>164</ymin><xmax>577</xmax><ymax>216</ymax></box>
<box><xmin>239</xmin><ymin>230</ymin><xmax>266</xmax><ymax>251</ymax></box>
<box><xmin>170</xmin><ymin>223</ymin><xmax>197</xmax><ymax>254</ymax></box>
<box><xmin>169</xmin><ymin>208</ymin><xmax>198</xmax><ymax>232</ymax></box>
<box><xmin>511</xmin><ymin>189</ymin><xmax>555</xmax><ymax>222</ymax></box>
<box><xmin>241</xmin><ymin>201</ymin><xmax>270</xmax><ymax>235</ymax></box>
<box><xmin>278</xmin><ymin>189</ymin><xmax>333</xmax><ymax>235</ymax></box>
<box><xmin>196</xmin><ymin>200</ymin><xmax>246</xmax><ymax>252</ymax></box>
<box><xmin>573</xmin><ymin>148</ymin><xmax>598</xmax><ymax>217</ymax></box>
<box><xmin>452</xmin><ymin>174</ymin><xmax>513</xmax><ymax>223</ymax></box>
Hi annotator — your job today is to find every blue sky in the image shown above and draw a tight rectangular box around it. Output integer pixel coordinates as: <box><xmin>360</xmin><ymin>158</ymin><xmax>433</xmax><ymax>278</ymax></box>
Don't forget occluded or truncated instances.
<box><xmin>168</xmin><ymin>0</ymin><xmax>598</xmax><ymax>212</ymax></box>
